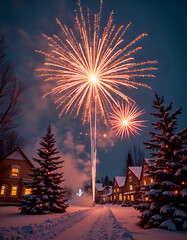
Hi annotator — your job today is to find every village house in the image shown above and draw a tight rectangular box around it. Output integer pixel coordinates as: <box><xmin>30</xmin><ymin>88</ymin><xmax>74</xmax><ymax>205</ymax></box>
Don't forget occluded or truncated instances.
<box><xmin>112</xmin><ymin>176</ymin><xmax>126</xmax><ymax>204</ymax></box>
<box><xmin>123</xmin><ymin>166</ymin><xmax>142</xmax><ymax>204</ymax></box>
<box><xmin>0</xmin><ymin>148</ymin><xmax>34</xmax><ymax>205</ymax></box>
<box><xmin>140</xmin><ymin>158</ymin><xmax>154</xmax><ymax>200</ymax></box>
<box><xmin>95</xmin><ymin>183</ymin><xmax>112</xmax><ymax>203</ymax></box>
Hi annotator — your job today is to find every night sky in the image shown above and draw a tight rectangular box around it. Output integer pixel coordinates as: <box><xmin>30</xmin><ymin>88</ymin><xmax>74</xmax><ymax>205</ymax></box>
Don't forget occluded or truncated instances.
<box><xmin>1</xmin><ymin>0</ymin><xmax>187</xmax><ymax>181</ymax></box>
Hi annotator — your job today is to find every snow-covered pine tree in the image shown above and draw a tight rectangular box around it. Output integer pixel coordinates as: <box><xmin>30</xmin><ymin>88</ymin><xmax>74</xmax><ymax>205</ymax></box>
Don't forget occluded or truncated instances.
<box><xmin>20</xmin><ymin>125</ymin><xmax>68</xmax><ymax>214</ymax></box>
<box><xmin>135</xmin><ymin>93</ymin><xmax>187</xmax><ymax>231</ymax></box>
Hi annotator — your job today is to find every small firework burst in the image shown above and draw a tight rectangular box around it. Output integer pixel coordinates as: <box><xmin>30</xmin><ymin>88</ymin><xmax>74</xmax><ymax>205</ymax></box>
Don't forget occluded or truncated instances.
<box><xmin>109</xmin><ymin>102</ymin><xmax>146</xmax><ymax>139</ymax></box>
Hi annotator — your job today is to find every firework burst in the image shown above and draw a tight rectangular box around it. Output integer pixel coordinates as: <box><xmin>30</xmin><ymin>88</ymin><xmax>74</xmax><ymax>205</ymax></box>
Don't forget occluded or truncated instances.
<box><xmin>35</xmin><ymin>0</ymin><xmax>157</xmax><ymax>124</ymax></box>
<box><xmin>109</xmin><ymin>102</ymin><xmax>146</xmax><ymax>139</ymax></box>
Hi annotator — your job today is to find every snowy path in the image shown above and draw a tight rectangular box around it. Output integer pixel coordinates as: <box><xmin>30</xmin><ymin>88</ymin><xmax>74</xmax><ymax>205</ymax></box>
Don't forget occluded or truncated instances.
<box><xmin>55</xmin><ymin>205</ymin><xmax>133</xmax><ymax>240</ymax></box>
<box><xmin>0</xmin><ymin>205</ymin><xmax>187</xmax><ymax>240</ymax></box>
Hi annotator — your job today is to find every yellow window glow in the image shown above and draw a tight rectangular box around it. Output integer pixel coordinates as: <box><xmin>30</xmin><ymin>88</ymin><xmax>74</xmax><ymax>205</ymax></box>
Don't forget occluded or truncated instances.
<box><xmin>0</xmin><ymin>185</ymin><xmax>5</xmax><ymax>195</ymax></box>
<box><xmin>110</xmin><ymin>196</ymin><xmax>112</xmax><ymax>201</ymax></box>
<box><xmin>11</xmin><ymin>168</ymin><xmax>19</xmax><ymax>176</ymax></box>
<box><xmin>119</xmin><ymin>193</ymin><xmax>122</xmax><ymax>201</ymax></box>
<box><xmin>103</xmin><ymin>197</ymin><xmax>105</xmax><ymax>202</ymax></box>
<box><xmin>11</xmin><ymin>186</ymin><xmax>18</xmax><ymax>196</ymax></box>
<box><xmin>131</xmin><ymin>195</ymin><xmax>134</xmax><ymax>201</ymax></box>
<box><xmin>117</xmin><ymin>188</ymin><xmax>119</xmax><ymax>192</ymax></box>
<box><xmin>114</xmin><ymin>189</ymin><xmax>116</xmax><ymax>193</ymax></box>
<box><xmin>143</xmin><ymin>180</ymin><xmax>146</xmax><ymax>185</ymax></box>
<box><xmin>25</xmin><ymin>188</ymin><xmax>32</xmax><ymax>195</ymax></box>
<box><xmin>150</xmin><ymin>178</ymin><xmax>153</xmax><ymax>183</ymax></box>
<box><xmin>114</xmin><ymin>195</ymin><xmax>116</xmax><ymax>199</ymax></box>
<box><xmin>123</xmin><ymin>195</ymin><xmax>126</xmax><ymax>201</ymax></box>
<box><xmin>127</xmin><ymin>195</ymin><xmax>130</xmax><ymax>200</ymax></box>
<box><xmin>129</xmin><ymin>185</ymin><xmax>133</xmax><ymax>190</ymax></box>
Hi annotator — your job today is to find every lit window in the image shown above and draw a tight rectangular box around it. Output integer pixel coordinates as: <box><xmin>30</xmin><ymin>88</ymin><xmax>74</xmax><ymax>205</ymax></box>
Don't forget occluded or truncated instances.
<box><xmin>117</xmin><ymin>188</ymin><xmax>119</xmax><ymax>192</ymax></box>
<box><xmin>119</xmin><ymin>193</ymin><xmax>122</xmax><ymax>201</ymax></box>
<box><xmin>143</xmin><ymin>180</ymin><xmax>146</xmax><ymax>185</ymax></box>
<box><xmin>103</xmin><ymin>197</ymin><xmax>105</xmax><ymax>202</ymax></box>
<box><xmin>11</xmin><ymin>168</ymin><xmax>19</xmax><ymax>176</ymax></box>
<box><xmin>0</xmin><ymin>185</ymin><xmax>6</xmax><ymax>196</ymax></box>
<box><xmin>129</xmin><ymin>185</ymin><xmax>133</xmax><ymax>190</ymax></box>
<box><xmin>127</xmin><ymin>195</ymin><xmax>130</xmax><ymax>200</ymax></box>
<box><xmin>11</xmin><ymin>186</ymin><xmax>18</xmax><ymax>196</ymax></box>
<box><xmin>114</xmin><ymin>195</ymin><xmax>116</xmax><ymax>200</ymax></box>
<box><xmin>25</xmin><ymin>188</ymin><xmax>32</xmax><ymax>195</ymax></box>
<box><xmin>129</xmin><ymin>176</ymin><xmax>132</xmax><ymax>182</ymax></box>
<box><xmin>123</xmin><ymin>195</ymin><xmax>126</xmax><ymax>201</ymax></box>
<box><xmin>150</xmin><ymin>178</ymin><xmax>153</xmax><ymax>183</ymax></box>
<box><xmin>131</xmin><ymin>195</ymin><xmax>134</xmax><ymax>201</ymax></box>
<box><xmin>114</xmin><ymin>189</ymin><xmax>116</xmax><ymax>193</ymax></box>
<box><xmin>110</xmin><ymin>196</ymin><xmax>112</xmax><ymax>201</ymax></box>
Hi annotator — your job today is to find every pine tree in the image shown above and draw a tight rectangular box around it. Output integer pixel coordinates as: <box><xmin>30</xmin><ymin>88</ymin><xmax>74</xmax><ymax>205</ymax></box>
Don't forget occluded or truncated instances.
<box><xmin>20</xmin><ymin>126</ymin><xmax>68</xmax><ymax>214</ymax></box>
<box><xmin>135</xmin><ymin>93</ymin><xmax>187</xmax><ymax>231</ymax></box>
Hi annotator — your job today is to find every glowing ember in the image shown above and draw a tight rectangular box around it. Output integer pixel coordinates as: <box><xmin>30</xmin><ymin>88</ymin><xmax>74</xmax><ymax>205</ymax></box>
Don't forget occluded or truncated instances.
<box><xmin>109</xmin><ymin>102</ymin><xmax>146</xmax><ymax>139</ymax></box>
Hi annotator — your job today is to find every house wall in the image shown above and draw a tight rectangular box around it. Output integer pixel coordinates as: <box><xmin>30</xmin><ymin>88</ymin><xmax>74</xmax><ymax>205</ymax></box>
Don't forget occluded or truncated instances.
<box><xmin>112</xmin><ymin>179</ymin><xmax>124</xmax><ymax>204</ymax></box>
<box><xmin>0</xmin><ymin>156</ymin><xmax>33</xmax><ymax>203</ymax></box>
<box><xmin>124</xmin><ymin>169</ymin><xmax>141</xmax><ymax>204</ymax></box>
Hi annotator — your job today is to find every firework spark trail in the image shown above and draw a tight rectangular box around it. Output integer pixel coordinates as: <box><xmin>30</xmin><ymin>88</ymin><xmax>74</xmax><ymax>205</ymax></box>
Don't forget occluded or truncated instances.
<box><xmin>35</xmin><ymin>0</ymin><xmax>157</xmax><ymax>124</ymax></box>
<box><xmin>109</xmin><ymin>102</ymin><xmax>147</xmax><ymax>139</ymax></box>
<box><xmin>35</xmin><ymin>0</ymin><xmax>157</xmax><ymax>205</ymax></box>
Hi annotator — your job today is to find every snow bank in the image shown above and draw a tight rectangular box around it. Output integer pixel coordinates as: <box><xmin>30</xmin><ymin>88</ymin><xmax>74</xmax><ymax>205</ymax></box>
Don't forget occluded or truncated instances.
<box><xmin>0</xmin><ymin>208</ymin><xmax>92</xmax><ymax>239</ymax></box>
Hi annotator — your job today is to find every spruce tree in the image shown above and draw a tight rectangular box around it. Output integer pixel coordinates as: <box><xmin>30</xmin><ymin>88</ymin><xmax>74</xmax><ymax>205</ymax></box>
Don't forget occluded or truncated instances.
<box><xmin>20</xmin><ymin>125</ymin><xmax>68</xmax><ymax>214</ymax></box>
<box><xmin>135</xmin><ymin>93</ymin><xmax>187</xmax><ymax>231</ymax></box>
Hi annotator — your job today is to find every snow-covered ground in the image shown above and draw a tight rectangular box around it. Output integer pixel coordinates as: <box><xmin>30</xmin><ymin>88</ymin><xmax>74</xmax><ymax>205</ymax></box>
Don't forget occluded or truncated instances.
<box><xmin>0</xmin><ymin>204</ymin><xmax>186</xmax><ymax>240</ymax></box>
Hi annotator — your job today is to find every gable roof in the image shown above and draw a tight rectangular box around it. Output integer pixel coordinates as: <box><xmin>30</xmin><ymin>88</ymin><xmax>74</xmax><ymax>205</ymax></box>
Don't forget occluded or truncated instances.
<box><xmin>115</xmin><ymin>176</ymin><xmax>126</xmax><ymax>187</ymax></box>
<box><xmin>128</xmin><ymin>166</ymin><xmax>142</xmax><ymax>180</ymax></box>
<box><xmin>0</xmin><ymin>147</ymin><xmax>34</xmax><ymax>168</ymax></box>
<box><xmin>95</xmin><ymin>183</ymin><xmax>104</xmax><ymax>191</ymax></box>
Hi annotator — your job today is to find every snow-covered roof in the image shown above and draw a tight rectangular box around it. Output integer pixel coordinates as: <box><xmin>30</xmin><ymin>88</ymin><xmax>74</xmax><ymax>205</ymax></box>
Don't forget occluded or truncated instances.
<box><xmin>101</xmin><ymin>186</ymin><xmax>113</xmax><ymax>196</ymax></box>
<box><xmin>128</xmin><ymin>167</ymin><xmax>142</xmax><ymax>180</ymax></box>
<box><xmin>95</xmin><ymin>183</ymin><xmax>104</xmax><ymax>191</ymax></box>
<box><xmin>115</xmin><ymin>176</ymin><xmax>126</xmax><ymax>187</ymax></box>
<box><xmin>144</xmin><ymin>158</ymin><xmax>155</xmax><ymax>166</ymax></box>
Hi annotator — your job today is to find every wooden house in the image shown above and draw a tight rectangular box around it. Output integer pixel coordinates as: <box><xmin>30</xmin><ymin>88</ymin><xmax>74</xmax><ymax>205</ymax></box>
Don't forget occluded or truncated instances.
<box><xmin>112</xmin><ymin>176</ymin><xmax>126</xmax><ymax>204</ymax></box>
<box><xmin>95</xmin><ymin>183</ymin><xmax>112</xmax><ymax>203</ymax></box>
<box><xmin>0</xmin><ymin>148</ymin><xmax>34</xmax><ymax>205</ymax></box>
<box><xmin>140</xmin><ymin>158</ymin><xmax>154</xmax><ymax>200</ymax></box>
<box><xmin>123</xmin><ymin>167</ymin><xmax>142</xmax><ymax>204</ymax></box>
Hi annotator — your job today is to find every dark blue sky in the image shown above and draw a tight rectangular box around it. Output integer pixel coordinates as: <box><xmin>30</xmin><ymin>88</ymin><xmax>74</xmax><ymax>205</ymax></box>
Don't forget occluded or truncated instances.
<box><xmin>1</xmin><ymin>0</ymin><xmax>187</xmax><ymax>180</ymax></box>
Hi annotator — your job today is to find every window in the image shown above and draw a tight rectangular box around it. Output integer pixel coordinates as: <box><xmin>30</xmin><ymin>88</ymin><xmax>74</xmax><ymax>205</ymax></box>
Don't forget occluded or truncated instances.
<box><xmin>119</xmin><ymin>193</ymin><xmax>122</xmax><ymax>201</ymax></box>
<box><xmin>143</xmin><ymin>180</ymin><xmax>146</xmax><ymax>185</ymax></box>
<box><xmin>131</xmin><ymin>195</ymin><xmax>134</xmax><ymax>201</ymax></box>
<box><xmin>129</xmin><ymin>176</ymin><xmax>132</xmax><ymax>182</ymax></box>
<box><xmin>25</xmin><ymin>188</ymin><xmax>32</xmax><ymax>195</ymax></box>
<box><xmin>0</xmin><ymin>185</ymin><xmax>6</xmax><ymax>196</ymax></box>
<box><xmin>127</xmin><ymin>195</ymin><xmax>130</xmax><ymax>200</ymax></box>
<box><xmin>114</xmin><ymin>189</ymin><xmax>116</xmax><ymax>193</ymax></box>
<box><xmin>10</xmin><ymin>165</ymin><xmax>20</xmax><ymax>177</ymax></box>
<box><xmin>123</xmin><ymin>195</ymin><xmax>126</xmax><ymax>201</ymax></box>
<box><xmin>117</xmin><ymin>188</ymin><xmax>119</xmax><ymax>192</ymax></box>
<box><xmin>103</xmin><ymin>197</ymin><xmax>105</xmax><ymax>202</ymax></box>
<box><xmin>150</xmin><ymin>178</ymin><xmax>153</xmax><ymax>183</ymax></box>
<box><xmin>10</xmin><ymin>186</ymin><xmax>18</xmax><ymax>196</ymax></box>
<box><xmin>110</xmin><ymin>196</ymin><xmax>112</xmax><ymax>201</ymax></box>
<box><xmin>114</xmin><ymin>195</ymin><xmax>116</xmax><ymax>200</ymax></box>
<box><xmin>129</xmin><ymin>185</ymin><xmax>133</xmax><ymax>190</ymax></box>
